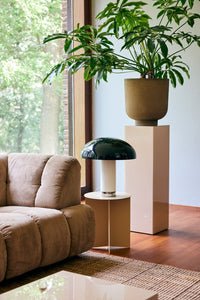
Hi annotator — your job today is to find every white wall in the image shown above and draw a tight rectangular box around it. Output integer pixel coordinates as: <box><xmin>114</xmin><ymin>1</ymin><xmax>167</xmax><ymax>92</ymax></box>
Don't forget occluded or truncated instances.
<box><xmin>92</xmin><ymin>0</ymin><xmax>200</xmax><ymax>207</ymax></box>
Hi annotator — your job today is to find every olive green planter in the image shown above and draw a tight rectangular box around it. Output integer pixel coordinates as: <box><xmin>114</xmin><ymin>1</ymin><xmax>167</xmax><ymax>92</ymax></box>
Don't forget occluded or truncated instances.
<box><xmin>124</xmin><ymin>79</ymin><xmax>169</xmax><ymax>126</ymax></box>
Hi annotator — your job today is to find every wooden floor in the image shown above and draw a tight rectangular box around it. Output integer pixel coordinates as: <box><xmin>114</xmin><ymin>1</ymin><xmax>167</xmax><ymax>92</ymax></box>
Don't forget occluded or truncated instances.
<box><xmin>94</xmin><ymin>205</ymin><xmax>200</xmax><ymax>272</ymax></box>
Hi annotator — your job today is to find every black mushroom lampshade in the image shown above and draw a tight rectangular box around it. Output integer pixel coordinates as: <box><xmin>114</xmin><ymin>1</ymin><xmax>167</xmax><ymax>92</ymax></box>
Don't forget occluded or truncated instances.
<box><xmin>81</xmin><ymin>138</ymin><xmax>136</xmax><ymax>196</ymax></box>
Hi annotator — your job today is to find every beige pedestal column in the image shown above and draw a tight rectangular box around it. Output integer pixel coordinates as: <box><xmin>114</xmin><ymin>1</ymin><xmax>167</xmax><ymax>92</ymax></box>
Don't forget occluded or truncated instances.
<box><xmin>125</xmin><ymin>126</ymin><xmax>169</xmax><ymax>234</ymax></box>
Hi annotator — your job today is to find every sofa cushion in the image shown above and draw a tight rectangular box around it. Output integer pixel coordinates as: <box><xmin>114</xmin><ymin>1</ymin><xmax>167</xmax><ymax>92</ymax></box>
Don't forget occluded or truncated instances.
<box><xmin>0</xmin><ymin>212</ymin><xmax>42</xmax><ymax>279</ymax></box>
<box><xmin>5</xmin><ymin>154</ymin><xmax>81</xmax><ymax>209</ymax></box>
<box><xmin>0</xmin><ymin>154</ymin><xmax>8</xmax><ymax>206</ymax></box>
<box><xmin>0</xmin><ymin>233</ymin><xmax>7</xmax><ymax>282</ymax></box>
<box><xmin>7</xmin><ymin>153</ymin><xmax>51</xmax><ymax>206</ymax></box>
<box><xmin>0</xmin><ymin>206</ymin><xmax>71</xmax><ymax>270</ymax></box>
<box><xmin>35</xmin><ymin>156</ymin><xmax>81</xmax><ymax>209</ymax></box>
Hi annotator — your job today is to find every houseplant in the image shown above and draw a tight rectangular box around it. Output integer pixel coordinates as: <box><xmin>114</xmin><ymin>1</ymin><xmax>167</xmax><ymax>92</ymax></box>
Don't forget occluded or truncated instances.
<box><xmin>43</xmin><ymin>0</ymin><xmax>200</xmax><ymax>125</ymax></box>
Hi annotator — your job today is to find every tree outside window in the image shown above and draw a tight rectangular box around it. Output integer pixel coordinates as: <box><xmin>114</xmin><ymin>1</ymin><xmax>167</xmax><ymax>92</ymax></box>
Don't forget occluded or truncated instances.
<box><xmin>0</xmin><ymin>0</ymin><xmax>65</xmax><ymax>154</ymax></box>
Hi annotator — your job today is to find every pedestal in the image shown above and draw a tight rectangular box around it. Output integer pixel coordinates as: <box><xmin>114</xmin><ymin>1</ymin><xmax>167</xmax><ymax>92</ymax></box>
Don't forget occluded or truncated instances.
<box><xmin>84</xmin><ymin>192</ymin><xmax>130</xmax><ymax>251</ymax></box>
<box><xmin>125</xmin><ymin>126</ymin><xmax>169</xmax><ymax>234</ymax></box>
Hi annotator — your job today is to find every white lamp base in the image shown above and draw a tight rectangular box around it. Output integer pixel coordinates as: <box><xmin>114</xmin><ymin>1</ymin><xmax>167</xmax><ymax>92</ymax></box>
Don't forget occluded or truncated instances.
<box><xmin>100</xmin><ymin>160</ymin><xmax>116</xmax><ymax>196</ymax></box>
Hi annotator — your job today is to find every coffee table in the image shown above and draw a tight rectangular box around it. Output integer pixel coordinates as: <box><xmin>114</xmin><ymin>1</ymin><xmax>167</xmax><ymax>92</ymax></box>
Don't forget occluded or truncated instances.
<box><xmin>0</xmin><ymin>270</ymin><xmax>158</xmax><ymax>300</ymax></box>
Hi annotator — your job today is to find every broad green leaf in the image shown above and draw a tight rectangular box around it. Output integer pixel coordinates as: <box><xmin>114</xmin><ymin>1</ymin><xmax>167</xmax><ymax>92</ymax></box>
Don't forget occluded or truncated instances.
<box><xmin>163</xmin><ymin>71</ymin><xmax>168</xmax><ymax>79</ymax></box>
<box><xmin>103</xmin><ymin>70</ymin><xmax>108</xmax><ymax>81</ymax></box>
<box><xmin>114</xmin><ymin>21</ymin><xmax>119</xmax><ymax>37</ymax></box>
<box><xmin>151</xmin><ymin>25</ymin><xmax>171</xmax><ymax>32</ymax></box>
<box><xmin>157</xmin><ymin>10</ymin><xmax>165</xmax><ymax>19</ymax></box>
<box><xmin>172</xmin><ymin>69</ymin><xmax>184</xmax><ymax>85</ymax></box>
<box><xmin>43</xmin><ymin>33</ymin><xmax>67</xmax><ymax>44</ymax></box>
<box><xmin>169</xmin><ymin>70</ymin><xmax>177</xmax><ymax>87</ymax></box>
<box><xmin>97</xmin><ymin>69</ymin><xmax>104</xmax><ymax>82</ymax></box>
<box><xmin>84</xmin><ymin>66</ymin><xmax>91</xmax><ymax>81</ymax></box>
<box><xmin>192</xmin><ymin>13</ymin><xmax>200</xmax><ymax>19</ymax></box>
<box><xmin>56</xmin><ymin>63</ymin><xmax>66</xmax><ymax>75</ymax></box>
<box><xmin>122</xmin><ymin>1</ymin><xmax>147</xmax><ymax>7</ymax></box>
<box><xmin>121</xmin><ymin>0</ymin><xmax>129</xmax><ymax>6</ymax></box>
<box><xmin>64</xmin><ymin>38</ymin><xmax>72</xmax><ymax>53</ymax></box>
<box><xmin>173</xmin><ymin>14</ymin><xmax>180</xmax><ymax>25</ymax></box>
<box><xmin>159</xmin><ymin>39</ymin><xmax>168</xmax><ymax>58</ymax></box>
<box><xmin>147</xmin><ymin>38</ymin><xmax>155</xmax><ymax>52</ymax></box>
<box><xmin>181</xmin><ymin>0</ymin><xmax>187</xmax><ymax>5</ymax></box>
<box><xmin>162</xmin><ymin>34</ymin><xmax>173</xmax><ymax>44</ymax></box>
<box><xmin>173</xmin><ymin>37</ymin><xmax>183</xmax><ymax>47</ymax></box>
<box><xmin>188</xmin><ymin>17</ymin><xmax>195</xmax><ymax>27</ymax></box>
<box><xmin>153</xmin><ymin>0</ymin><xmax>161</xmax><ymax>6</ymax></box>
<box><xmin>188</xmin><ymin>0</ymin><xmax>194</xmax><ymax>8</ymax></box>
<box><xmin>174</xmin><ymin>65</ymin><xmax>190</xmax><ymax>78</ymax></box>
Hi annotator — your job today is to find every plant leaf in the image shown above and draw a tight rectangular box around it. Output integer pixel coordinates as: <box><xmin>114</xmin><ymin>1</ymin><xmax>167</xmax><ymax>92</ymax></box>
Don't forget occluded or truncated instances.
<box><xmin>84</xmin><ymin>66</ymin><xmax>91</xmax><ymax>81</ymax></box>
<box><xmin>158</xmin><ymin>39</ymin><xmax>168</xmax><ymax>58</ymax></box>
<box><xmin>147</xmin><ymin>38</ymin><xmax>155</xmax><ymax>53</ymax></box>
<box><xmin>64</xmin><ymin>38</ymin><xmax>72</xmax><ymax>53</ymax></box>
<box><xmin>169</xmin><ymin>70</ymin><xmax>177</xmax><ymax>87</ymax></box>
<box><xmin>172</xmin><ymin>69</ymin><xmax>184</xmax><ymax>85</ymax></box>
<box><xmin>181</xmin><ymin>0</ymin><xmax>187</xmax><ymax>4</ymax></box>
<box><xmin>188</xmin><ymin>0</ymin><xmax>194</xmax><ymax>8</ymax></box>
<box><xmin>43</xmin><ymin>33</ymin><xmax>67</xmax><ymax>44</ymax></box>
<box><xmin>188</xmin><ymin>17</ymin><xmax>195</xmax><ymax>27</ymax></box>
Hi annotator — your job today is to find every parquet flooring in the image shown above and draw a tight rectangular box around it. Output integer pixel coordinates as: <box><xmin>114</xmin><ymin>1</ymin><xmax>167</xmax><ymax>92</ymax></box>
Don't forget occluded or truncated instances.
<box><xmin>94</xmin><ymin>205</ymin><xmax>200</xmax><ymax>271</ymax></box>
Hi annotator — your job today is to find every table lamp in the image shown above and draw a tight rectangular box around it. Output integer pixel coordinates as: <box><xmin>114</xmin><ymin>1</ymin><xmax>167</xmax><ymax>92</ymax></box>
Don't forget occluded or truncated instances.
<box><xmin>81</xmin><ymin>137</ymin><xmax>136</xmax><ymax>196</ymax></box>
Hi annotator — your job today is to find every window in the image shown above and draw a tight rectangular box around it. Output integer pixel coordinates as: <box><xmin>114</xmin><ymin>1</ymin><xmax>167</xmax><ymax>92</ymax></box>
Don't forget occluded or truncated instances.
<box><xmin>0</xmin><ymin>0</ymin><xmax>91</xmax><ymax>192</ymax></box>
<box><xmin>0</xmin><ymin>0</ymin><xmax>63</xmax><ymax>154</ymax></box>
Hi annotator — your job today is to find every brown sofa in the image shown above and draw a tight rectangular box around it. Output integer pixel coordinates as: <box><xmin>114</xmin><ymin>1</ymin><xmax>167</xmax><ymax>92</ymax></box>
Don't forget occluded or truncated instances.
<box><xmin>0</xmin><ymin>153</ymin><xmax>95</xmax><ymax>282</ymax></box>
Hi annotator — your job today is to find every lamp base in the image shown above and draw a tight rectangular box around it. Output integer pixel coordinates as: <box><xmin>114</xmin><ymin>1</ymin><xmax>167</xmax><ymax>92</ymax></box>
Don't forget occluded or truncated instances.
<box><xmin>100</xmin><ymin>160</ymin><xmax>116</xmax><ymax>196</ymax></box>
<box><xmin>101</xmin><ymin>191</ymin><xmax>116</xmax><ymax>197</ymax></box>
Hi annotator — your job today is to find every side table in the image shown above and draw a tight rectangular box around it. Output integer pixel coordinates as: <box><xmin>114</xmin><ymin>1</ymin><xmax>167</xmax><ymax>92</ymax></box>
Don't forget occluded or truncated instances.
<box><xmin>84</xmin><ymin>192</ymin><xmax>130</xmax><ymax>252</ymax></box>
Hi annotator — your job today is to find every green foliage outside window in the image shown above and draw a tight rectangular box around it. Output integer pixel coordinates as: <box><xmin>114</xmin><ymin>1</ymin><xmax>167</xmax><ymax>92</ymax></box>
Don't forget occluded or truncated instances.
<box><xmin>0</xmin><ymin>0</ymin><xmax>63</xmax><ymax>153</ymax></box>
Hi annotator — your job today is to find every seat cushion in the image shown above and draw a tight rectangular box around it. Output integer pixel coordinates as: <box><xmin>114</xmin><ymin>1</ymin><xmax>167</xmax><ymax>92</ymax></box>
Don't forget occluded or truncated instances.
<box><xmin>0</xmin><ymin>206</ymin><xmax>71</xmax><ymax>279</ymax></box>
<box><xmin>0</xmin><ymin>212</ymin><xmax>42</xmax><ymax>279</ymax></box>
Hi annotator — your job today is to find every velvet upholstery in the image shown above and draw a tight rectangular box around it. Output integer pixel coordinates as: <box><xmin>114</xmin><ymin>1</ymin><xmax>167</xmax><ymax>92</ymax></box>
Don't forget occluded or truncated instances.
<box><xmin>0</xmin><ymin>206</ymin><xmax>71</xmax><ymax>268</ymax></box>
<box><xmin>35</xmin><ymin>156</ymin><xmax>81</xmax><ymax>209</ymax></box>
<box><xmin>0</xmin><ymin>154</ymin><xmax>95</xmax><ymax>282</ymax></box>
<box><xmin>0</xmin><ymin>212</ymin><xmax>42</xmax><ymax>279</ymax></box>
<box><xmin>6</xmin><ymin>154</ymin><xmax>51</xmax><ymax>206</ymax></box>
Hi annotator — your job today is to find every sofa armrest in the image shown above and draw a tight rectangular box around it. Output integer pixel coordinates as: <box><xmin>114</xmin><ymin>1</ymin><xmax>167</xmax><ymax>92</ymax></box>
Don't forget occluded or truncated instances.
<box><xmin>35</xmin><ymin>156</ymin><xmax>81</xmax><ymax>209</ymax></box>
<box><xmin>61</xmin><ymin>204</ymin><xmax>95</xmax><ymax>256</ymax></box>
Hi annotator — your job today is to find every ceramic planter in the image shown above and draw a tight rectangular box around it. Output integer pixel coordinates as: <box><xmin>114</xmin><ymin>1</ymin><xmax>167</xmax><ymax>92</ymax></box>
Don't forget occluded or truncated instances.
<box><xmin>124</xmin><ymin>78</ymin><xmax>169</xmax><ymax>126</ymax></box>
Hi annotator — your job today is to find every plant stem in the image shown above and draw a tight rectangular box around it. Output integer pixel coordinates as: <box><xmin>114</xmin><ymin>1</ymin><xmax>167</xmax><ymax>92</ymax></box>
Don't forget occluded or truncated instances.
<box><xmin>168</xmin><ymin>41</ymin><xmax>193</xmax><ymax>58</ymax></box>
<box><xmin>141</xmin><ymin>41</ymin><xmax>151</xmax><ymax>70</ymax></box>
<box><xmin>171</xmin><ymin>20</ymin><xmax>188</xmax><ymax>35</ymax></box>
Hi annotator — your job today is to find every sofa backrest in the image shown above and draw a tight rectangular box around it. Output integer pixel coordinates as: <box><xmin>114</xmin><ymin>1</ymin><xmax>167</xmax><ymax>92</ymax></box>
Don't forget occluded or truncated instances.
<box><xmin>0</xmin><ymin>153</ymin><xmax>81</xmax><ymax>209</ymax></box>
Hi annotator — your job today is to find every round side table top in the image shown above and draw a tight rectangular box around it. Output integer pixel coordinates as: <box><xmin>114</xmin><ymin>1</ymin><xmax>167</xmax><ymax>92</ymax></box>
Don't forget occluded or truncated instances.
<box><xmin>84</xmin><ymin>191</ymin><xmax>131</xmax><ymax>200</ymax></box>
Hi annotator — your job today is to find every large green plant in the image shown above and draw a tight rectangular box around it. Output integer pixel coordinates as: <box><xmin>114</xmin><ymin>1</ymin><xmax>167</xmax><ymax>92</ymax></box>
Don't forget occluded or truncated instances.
<box><xmin>43</xmin><ymin>0</ymin><xmax>200</xmax><ymax>87</ymax></box>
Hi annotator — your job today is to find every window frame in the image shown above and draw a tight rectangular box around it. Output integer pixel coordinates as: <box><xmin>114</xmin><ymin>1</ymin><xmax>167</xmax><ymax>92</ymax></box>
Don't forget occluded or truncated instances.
<box><xmin>72</xmin><ymin>0</ymin><xmax>92</xmax><ymax>195</ymax></box>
